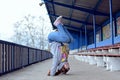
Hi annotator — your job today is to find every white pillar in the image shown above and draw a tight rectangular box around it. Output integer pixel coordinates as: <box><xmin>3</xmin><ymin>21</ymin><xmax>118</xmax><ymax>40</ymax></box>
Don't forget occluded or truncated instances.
<box><xmin>108</xmin><ymin>48</ymin><xmax>120</xmax><ymax>71</ymax></box>
<box><xmin>108</xmin><ymin>57</ymin><xmax>120</xmax><ymax>71</ymax></box>
<box><xmin>95</xmin><ymin>50</ymin><xmax>105</xmax><ymax>67</ymax></box>
<box><xmin>88</xmin><ymin>51</ymin><xmax>96</xmax><ymax>65</ymax></box>
<box><xmin>102</xmin><ymin>49</ymin><xmax>110</xmax><ymax>70</ymax></box>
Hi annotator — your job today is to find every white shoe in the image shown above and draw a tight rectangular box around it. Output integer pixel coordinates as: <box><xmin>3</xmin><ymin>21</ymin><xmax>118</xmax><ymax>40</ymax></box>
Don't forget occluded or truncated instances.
<box><xmin>53</xmin><ymin>16</ymin><xmax>62</xmax><ymax>26</ymax></box>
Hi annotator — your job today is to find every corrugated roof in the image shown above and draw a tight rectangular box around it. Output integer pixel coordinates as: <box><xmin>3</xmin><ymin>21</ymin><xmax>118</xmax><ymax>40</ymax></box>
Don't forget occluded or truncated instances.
<box><xmin>44</xmin><ymin>0</ymin><xmax>120</xmax><ymax>32</ymax></box>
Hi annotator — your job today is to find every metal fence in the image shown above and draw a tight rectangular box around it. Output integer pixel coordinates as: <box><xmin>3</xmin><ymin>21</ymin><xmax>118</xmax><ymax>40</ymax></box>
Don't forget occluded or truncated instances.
<box><xmin>0</xmin><ymin>40</ymin><xmax>52</xmax><ymax>76</ymax></box>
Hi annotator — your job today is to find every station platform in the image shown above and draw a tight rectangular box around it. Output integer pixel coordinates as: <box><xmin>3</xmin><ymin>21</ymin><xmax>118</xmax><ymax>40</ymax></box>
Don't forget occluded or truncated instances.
<box><xmin>0</xmin><ymin>55</ymin><xmax>120</xmax><ymax>80</ymax></box>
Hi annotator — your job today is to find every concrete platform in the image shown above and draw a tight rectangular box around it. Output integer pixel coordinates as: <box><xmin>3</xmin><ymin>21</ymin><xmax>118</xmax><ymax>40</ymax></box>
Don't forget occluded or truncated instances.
<box><xmin>0</xmin><ymin>56</ymin><xmax>120</xmax><ymax>80</ymax></box>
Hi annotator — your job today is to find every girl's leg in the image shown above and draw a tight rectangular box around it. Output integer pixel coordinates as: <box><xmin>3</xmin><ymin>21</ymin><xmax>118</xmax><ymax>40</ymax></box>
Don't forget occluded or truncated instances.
<box><xmin>48</xmin><ymin>15</ymin><xmax>74</xmax><ymax>43</ymax></box>
<box><xmin>48</xmin><ymin>24</ymin><xmax>70</xmax><ymax>43</ymax></box>
<box><xmin>63</xmin><ymin>27</ymin><xmax>73</xmax><ymax>43</ymax></box>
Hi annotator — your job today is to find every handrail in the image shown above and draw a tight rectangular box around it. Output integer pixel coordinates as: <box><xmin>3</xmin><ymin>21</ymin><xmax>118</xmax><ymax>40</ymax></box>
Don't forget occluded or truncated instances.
<box><xmin>0</xmin><ymin>40</ymin><xmax>52</xmax><ymax>76</ymax></box>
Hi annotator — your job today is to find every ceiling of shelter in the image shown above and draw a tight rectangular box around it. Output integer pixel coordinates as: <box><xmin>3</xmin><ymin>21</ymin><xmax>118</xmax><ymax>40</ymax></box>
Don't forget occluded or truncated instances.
<box><xmin>44</xmin><ymin>0</ymin><xmax>120</xmax><ymax>32</ymax></box>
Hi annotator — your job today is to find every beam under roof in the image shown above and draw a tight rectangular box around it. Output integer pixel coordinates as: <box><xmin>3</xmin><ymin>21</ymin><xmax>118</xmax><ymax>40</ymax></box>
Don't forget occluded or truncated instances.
<box><xmin>64</xmin><ymin>24</ymin><xmax>92</xmax><ymax>32</ymax></box>
<box><xmin>44</xmin><ymin>0</ymin><xmax>109</xmax><ymax>16</ymax></box>
<box><xmin>80</xmin><ymin>0</ymin><xmax>103</xmax><ymax>29</ymax></box>
<box><xmin>48</xmin><ymin>14</ymin><xmax>100</xmax><ymax>26</ymax></box>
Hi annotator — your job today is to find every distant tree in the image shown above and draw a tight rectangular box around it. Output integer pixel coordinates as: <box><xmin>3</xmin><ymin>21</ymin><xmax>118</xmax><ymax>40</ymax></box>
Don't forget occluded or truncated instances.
<box><xmin>12</xmin><ymin>14</ymin><xmax>52</xmax><ymax>50</ymax></box>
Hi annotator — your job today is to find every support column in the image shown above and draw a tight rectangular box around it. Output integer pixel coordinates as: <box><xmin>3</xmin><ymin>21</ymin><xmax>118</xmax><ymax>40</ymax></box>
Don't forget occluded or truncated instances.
<box><xmin>100</xmin><ymin>26</ymin><xmax>103</xmax><ymax>41</ymax></box>
<box><xmin>85</xmin><ymin>25</ymin><xmax>87</xmax><ymax>50</ymax></box>
<box><xmin>93</xmin><ymin>14</ymin><xmax>96</xmax><ymax>48</ymax></box>
<box><xmin>109</xmin><ymin>0</ymin><xmax>114</xmax><ymax>45</ymax></box>
<box><xmin>80</xmin><ymin>31</ymin><xmax>82</xmax><ymax>50</ymax></box>
<box><xmin>113</xmin><ymin>17</ymin><xmax>117</xmax><ymax>37</ymax></box>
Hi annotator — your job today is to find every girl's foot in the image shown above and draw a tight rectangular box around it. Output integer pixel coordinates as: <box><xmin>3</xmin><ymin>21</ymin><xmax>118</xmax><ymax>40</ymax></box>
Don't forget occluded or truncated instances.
<box><xmin>53</xmin><ymin>16</ymin><xmax>62</xmax><ymax>26</ymax></box>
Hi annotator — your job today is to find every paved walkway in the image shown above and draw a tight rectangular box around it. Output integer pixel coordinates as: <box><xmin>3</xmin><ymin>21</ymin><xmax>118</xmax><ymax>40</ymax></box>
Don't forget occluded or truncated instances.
<box><xmin>0</xmin><ymin>55</ymin><xmax>120</xmax><ymax>80</ymax></box>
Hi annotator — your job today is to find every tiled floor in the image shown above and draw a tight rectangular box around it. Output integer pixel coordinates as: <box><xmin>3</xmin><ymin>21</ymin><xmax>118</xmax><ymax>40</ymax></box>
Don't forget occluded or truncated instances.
<box><xmin>0</xmin><ymin>56</ymin><xmax>120</xmax><ymax>80</ymax></box>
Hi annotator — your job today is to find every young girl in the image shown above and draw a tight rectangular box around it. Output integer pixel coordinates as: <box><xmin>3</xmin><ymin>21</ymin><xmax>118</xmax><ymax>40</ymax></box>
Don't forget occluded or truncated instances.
<box><xmin>48</xmin><ymin>16</ymin><xmax>73</xmax><ymax>76</ymax></box>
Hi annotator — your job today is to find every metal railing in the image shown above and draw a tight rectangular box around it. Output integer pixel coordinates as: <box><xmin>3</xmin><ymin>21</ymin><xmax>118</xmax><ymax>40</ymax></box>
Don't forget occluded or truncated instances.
<box><xmin>0</xmin><ymin>40</ymin><xmax>52</xmax><ymax>76</ymax></box>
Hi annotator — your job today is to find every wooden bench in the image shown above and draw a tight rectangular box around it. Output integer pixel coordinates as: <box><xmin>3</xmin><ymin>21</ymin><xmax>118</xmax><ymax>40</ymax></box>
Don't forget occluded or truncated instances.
<box><xmin>72</xmin><ymin>43</ymin><xmax>120</xmax><ymax>71</ymax></box>
<box><xmin>77</xmin><ymin>53</ymin><xmax>120</xmax><ymax>57</ymax></box>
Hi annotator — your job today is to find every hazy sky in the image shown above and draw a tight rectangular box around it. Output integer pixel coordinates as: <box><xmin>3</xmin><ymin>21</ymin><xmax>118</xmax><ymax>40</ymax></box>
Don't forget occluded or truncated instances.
<box><xmin>0</xmin><ymin>0</ymin><xmax>51</xmax><ymax>40</ymax></box>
